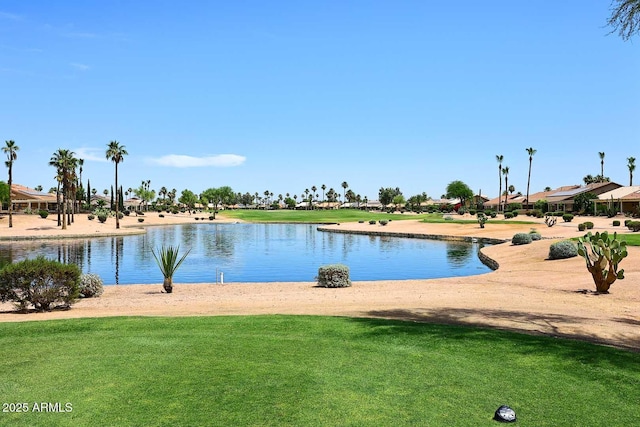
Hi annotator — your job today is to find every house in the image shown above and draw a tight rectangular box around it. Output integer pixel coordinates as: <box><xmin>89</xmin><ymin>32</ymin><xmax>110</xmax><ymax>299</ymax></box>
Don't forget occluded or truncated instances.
<box><xmin>8</xmin><ymin>184</ymin><xmax>58</xmax><ymax>212</ymax></box>
<box><xmin>546</xmin><ymin>182</ymin><xmax>622</xmax><ymax>212</ymax></box>
<box><xmin>594</xmin><ymin>186</ymin><xmax>640</xmax><ymax>215</ymax></box>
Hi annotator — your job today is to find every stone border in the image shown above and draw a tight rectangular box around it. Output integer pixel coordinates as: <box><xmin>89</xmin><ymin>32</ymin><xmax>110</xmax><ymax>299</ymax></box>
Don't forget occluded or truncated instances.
<box><xmin>317</xmin><ymin>226</ymin><xmax>506</xmax><ymax>270</ymax></box>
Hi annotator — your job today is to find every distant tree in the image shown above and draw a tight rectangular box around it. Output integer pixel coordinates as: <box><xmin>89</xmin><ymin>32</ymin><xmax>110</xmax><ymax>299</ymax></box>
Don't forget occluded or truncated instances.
<box><xmin>544</xmin><ymin>186</ymin><xmax>552</xmax><ymax>192</ymax></box>
<box><xmin>34</xmin><ymin>185</ymin><xmax>43</xmax><ymax>192</ymax></box>
<box><xmin>574</xmin><ymin>191</ymin><xmax>598</xmax><ymax>214</ymax></box>
<box><xmin>179</xmin><ymin>189</ymin><xmax>198</xmax><ymax>210</ymax></box>
<box><xmin>341</xmin><ymin>181</ymin><xmax>349</xmax><ymax>203</ymax></box>
<box><xmin>607</xmin><ymin>0</ymin><xmax>640</xmax><ymax>41</ymax></box>
<box><xmin>525</xmin><ymin>147</ymin><xmax>536</xmax><ymax>207</ymax></box>
<box><xmin>0</xmin><ymin>181</ymin><xmax>9</xmax><ymax>206</ymax></box>
<box><xmin>378</xmin><ymin>187</ymin><xmax>402</xmax><ymax>207</ymax></box>
<box><xmin>311</xmin><ymin>186</ymin><xmax>317</xmax><ymax>201</ymax></box>
<box><xmin>391</xmin><ymin>194</ymin><xmax>406</xmax><ymax>209</ymax></box>
<box><xmin>583</xmin><ymin>174</ymin><xmax>610</xmax><ymax>185</ymax></box>
<box><xmin>445</xmin><ymin>181</ymin><xmax>473</xmax><ymax>208</ymax></box>
<box><xmin>106</xmin><ymin>140</ymin><xmax>128</xmax><ymax>229</ymax></box>
<box><xmin>502</xmin><ymin>166</ymin><xmax>510</xmax><ymax>211</ymax></box>
<box><xmin>628</xmin><ymin>156</ymin><xmax>636</xmax><ymax>186</ymax></box>
<box><xmin>321</xmin><ymin>184</ymin><xmax>326</xmax><ymax>202</ymax></box>
<box><xmin>49</xmin><ymin>149</ymin><xmax>77</xmax><ymax>229</ymax></box>
<box><xmin>3</xmin><ymin>140</ymin><xmax>19</xmax><ymax>227</ymax></box>
<box><xmin>509</xmin><ymin>185</ymin><xmax>516</xmax><ymax>195</ymax></box>
<box><xmin>496</xmin><ymin>154</ymin><xmax>504</xmax><ymax>212</ymax></box>
<box><xmin>599</xmin><ymin>152</ymin><xmax>606</xmax><ymax>177</ymax></box>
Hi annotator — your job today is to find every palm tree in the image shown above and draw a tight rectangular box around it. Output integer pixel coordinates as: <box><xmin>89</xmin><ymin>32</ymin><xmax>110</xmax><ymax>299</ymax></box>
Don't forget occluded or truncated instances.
<box><xmin>502</xmin><ymin>166</ymin><xmax>510</xmax><ymax>212</ymax></box>
<box><xmin>599</xmin><ymin>152</ymin><xmax>606</xmax><ymax>177</ymax></box>
<box><xmin>341</xmin><ymin>181</ymin><xmax>348</xmax><ymax>206</ymax></box>
<box><xmin>495</xmin><ymin>155</ymin><xmax>503</xmax><ymax>212</ymax></box>
<box><xmin>628</xmin><ymin>157</ymin><xmax>636</xmax><ymax>186</ymax></box>
<box><xmin>49</xmin><ymin>149</ymin><xmax>76</xmax><ymax>230</ymax></box>
<box><xmin>3</xmin><ymin>140</ymin><xmax>19</xmax><ymax>227</ymax></box>
<box><xmin>525</xmin><ymin>147</ymin><xmax>536</xmax><ymax>209</ymax></box>
<box><xmin>106</xmin><ymin>141</ymin><xmax>128</xmax><ymax>229</ymax></box>
<box><xmin>321</xmin><ymin>184</ymin><xmax>326</xmax><ymax>202</ymax></box>
<box><xmin>78</xmin><ymin>158</ymin><xmax>84</xmax><ymax>189</ymax></box>
<box><xmin>311</xmin><ymin>186</ymin><xmax>317</xmax><ymax>203</ymax></box>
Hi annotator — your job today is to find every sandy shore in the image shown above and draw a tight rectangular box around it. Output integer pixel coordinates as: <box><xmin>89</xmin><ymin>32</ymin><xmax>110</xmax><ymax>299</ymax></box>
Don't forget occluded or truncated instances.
<box><xmin>0</xmin><ymin>211</ymin><xmax>638</xmax><ymax>351</ymax></box>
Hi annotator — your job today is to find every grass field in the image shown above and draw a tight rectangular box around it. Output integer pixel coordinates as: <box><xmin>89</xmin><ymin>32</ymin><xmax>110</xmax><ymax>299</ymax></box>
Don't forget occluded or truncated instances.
<box><xmin>218</xmin><ymin>209</ymin><xmax>537</xmax><ymax>225</ymax></box>
<box><xmin>1</xmin><ymin>316</ymin><xmax>638</xmax><ymax>427</ymax></box>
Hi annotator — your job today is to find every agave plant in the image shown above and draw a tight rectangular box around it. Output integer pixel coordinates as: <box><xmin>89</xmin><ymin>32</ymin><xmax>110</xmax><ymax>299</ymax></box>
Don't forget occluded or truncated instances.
<box><xmin>151</xmin><ymin>245</ymin><xmax>191</xmax><ymax>293</ymax></box>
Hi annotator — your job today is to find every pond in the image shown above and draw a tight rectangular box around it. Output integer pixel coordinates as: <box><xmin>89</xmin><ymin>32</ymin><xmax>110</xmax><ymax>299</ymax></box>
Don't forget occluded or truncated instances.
<box><xmin>0</xmin><ymin>223</ymin><xmax>493</xmax><ymax>285</ymax></box>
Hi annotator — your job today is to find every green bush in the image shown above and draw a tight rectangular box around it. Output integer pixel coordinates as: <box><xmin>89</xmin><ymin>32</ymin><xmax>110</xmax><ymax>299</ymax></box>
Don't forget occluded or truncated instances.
<box><xmin>159</xmin><ymin>214</ymin><xmax>165</xmax><ymax>218</ymax></box>
<box><xmin>136</xmin><ymin>211</ymin><xmax>145</xmax><ymax>216</ymax></box>
<box><xmin>358</xmin><ymin>220</ymin><xmax>364</xmax><ymax>223</ymax></box>
<box><xmin>369</xmin><ymin>220</ymin><xmax>376</xmax><ymax>225</ymax></box>
<box><xmin>529</xmin><ymin>232</ymin><xmax>542</xmax><ymax>241</ymax></box>
<box><xmin>613</xmin><ymin>220</ymin><xmax>620</xmax><ymax>226</ymax></box>
<box><xmin>548</xmin><ymin>240</ymin><xmax>578</xmax><ymax>260</ymax></box>
<box><xmin>38</xmin><ymin>210</ymin><xmax>49</xmax><ymax>218</ymax></box>
<box><xmin>584</xmin><ymin>221</ymin><xmax>594</xmax><ymax>230</ymax></box>
<box><xmin>87</xmin><ymin>214</ymin><xmax>95</xmax><ymax>221</ymax></box>
<box><xmin>578</xmin><ymin>223</ymin><xmax>586</xmax><ymax>231</ymax></box>
<box><xmin>490</xmin><ymin>211</ymin><xmax>497</xmax><ymax>218</ymax></box>
<box><xmin>504</xmin><ymin>212</ymin><xmax>514</xmax><ymax>219</ymax></box>
<box><xmin>79</xmin><ymin>273</ymin><xmax>104</xmax><ymax>298</ymax></box>
<box><xmin>0</xmin><ymin>256</ymin><xmax>80</xmax><ymax>312</ymax></box>
<box><xmin>562</xmin><ymin>214</ymin><xmax>574</xmax><ymax>223</ymax></box>
<box><xmin>511</xmin><ymin>210</ymin><xmax>519</xmax><ymax>217</ymax></box>
<box><xmin>511</xmin><ymin>233</ymin><xmax>532</xmax><ymax>245</ymax></box>
<box><xmin>138</xmin><ymin>218</ymin><xmax>145</xmax><ymax>223</ymax></box>
<box><xmin>124</xmin><ymin>210</ymin><xmax>131</xmax><ymax>216</ymax></box>
<box><xmin>627</xmin><ymin>221</ymin><xmax>640</xmax><ymax>232</ymax></box>
<box><xmin>97</xmin><ymin>214</ymin><xmax>108</xmax><ymax>223</ymax></box>
<box><xmin>457</xmin><ymin>208</ymin><xmax>467</xmax><ymax>215</ymax></box>
<box><xmin>316</xmin><ymin>264</ymin><xmax>351</xmax><ymax>288</ymax></box>
<box><xmin>469</xmin><ymin>209</ymin><xmax>476</xmax><ymax>216</ymax></box>
<box><xmin>209</xmin><ymin>216</ymin><xmax>215</xmax><ymax>221</ymax></box>
<box><xmin>624</xmin><ymin>219</ymin><xmax>631</xmax><ymax>227</ymax></box>
<box><xmin>117</xmin><ymin>212</ymin><xmax>124</xmax><ymax>219</ymax></box>
<box><xmin>379</xmin><ymin>220</ymin><xmax>388</xmax><ymax>226</ymax></box>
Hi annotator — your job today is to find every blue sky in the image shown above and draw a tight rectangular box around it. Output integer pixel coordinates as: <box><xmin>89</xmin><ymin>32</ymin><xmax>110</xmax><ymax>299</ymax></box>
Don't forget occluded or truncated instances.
<box><xmin>1</xmin><ymin>1</ymin><xmax>638</xmax><ymax>202</ymax></box>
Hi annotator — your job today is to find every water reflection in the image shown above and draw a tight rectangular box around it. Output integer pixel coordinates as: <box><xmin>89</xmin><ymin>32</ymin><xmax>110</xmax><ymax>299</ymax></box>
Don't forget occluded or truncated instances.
<box><xmin>0</xmin><ymin>224</ymin><xmax>492</xmax><ymax>284</ymax></box>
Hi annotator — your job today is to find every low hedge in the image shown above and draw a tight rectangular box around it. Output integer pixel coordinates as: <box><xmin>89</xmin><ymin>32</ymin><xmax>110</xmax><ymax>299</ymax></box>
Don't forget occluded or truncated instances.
<box><xmin>548</xmin><ymin>240</ymin><xmax>578</xmax><ymax>260</ymax></box>
<box><xmin>512</xmin><ymin>233</ymin><xmax>532</xmax><ymax>245</ymax></box>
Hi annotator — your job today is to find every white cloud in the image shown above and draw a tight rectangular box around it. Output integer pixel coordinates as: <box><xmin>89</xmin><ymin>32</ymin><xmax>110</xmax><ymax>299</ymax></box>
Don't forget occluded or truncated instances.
<box><xmin>0</xmin><ymin>11</ymin><xmax>22</xmax><ymax>21</ymax></box>
<box><xmin>70</xmin><ymin>62</ymin><xmax>90</xmax><ymax>71</ymax></box>
<box><xmin>149</xmin><ymin>154</ymin><xmax>246</xmax><ymax>168</ymax></box>
<box><xmin>73</xmin><ymin>147</ymin><xmax>108</xmax><ymax>162</ymax></box>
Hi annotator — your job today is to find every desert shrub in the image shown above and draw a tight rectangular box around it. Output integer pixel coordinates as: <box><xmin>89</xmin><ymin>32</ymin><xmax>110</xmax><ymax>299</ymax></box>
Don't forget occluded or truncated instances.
<box><xmin>469</xmin><ymin>209</ymin><xmax>476</xmax><ymax>216</ymax></box>
<box><xmin>504</xmin><ymin>212</ymin><xmax>514</xmax><ymax>219</ymax></box>
<box><xmin>136</xmin><ymin>211</ymin><xmax>145</xmax><ymax>216</ymax></box>
<box><xmin>584</xmin><ymin>221</ymin><xmax>594</xmax><ymax>230</ymax></box>
<box><xmin>511</xmin><ymin>233</ymin><xmax>532</xmax><ymax>245</ymax></box>
<box><xmin>79</xmin><ymin>273</ymin><xmax>104</xmax><ymax>298</ymax></box>
<box><xmin>553</xmin><ymin>211</ymin><xmax>565</xmax><ymax>217</ymax></box>
<box><xmin>195</xmin><ymin>217</ymin><xmax>200</xmax><ymax>220</ymax></box>
<box><xmin>369</xmin><ymin>220</ymin><xmax>376</xmax><ymax>225</ymax></box>
<box><xmin>117</xmin><ymin>212</ymin><xmax>124</xmax><ymax>219</ymax></box>
<box><xmin>548</xmin><ymin>240</ymin><xmax>578</xmax><ymax>260</ymax></box>
<box><xmin>562</xmin><ymin>214</ymin><xmax>574</xmax><ymax>223</ymax></box>
<box><xmin>379</xmin><ymin>220</ymin><xmax>388</xmax><ymax>226</ymax></box>
<box><xmin>97</xmin><ymin>214</ymin><xmax>108</xmax><ymax>223</ymax></box>
<box><xmin>138</xmin><ymin>218</ymin><xmax>145</xmax><ymax>223</ymax></box>
<box><xmin>159</xmin><ymin>214</ymin><xmax>165</xmax><ymax>218</ymax></box>
<box><xmin>87</xmin><ymin>214</ymin><xmax>95</xmax><ymax>221</ymax></box>
<box><xmin>578</xmin><ymin>223</ymin><xmax>586</xmax><ymax>231</ymax></box>
<box><xmin>627</xmin><ymin>221</ymin><xmax>640</xmax><ymax>232</ymax></box>
<box><xmin>0</xmin><ymin>256</ymin><xmax>80</xmax><ymax>312</ymax></box>
<box><xmin>209</xmin><ymin>216</ymin><xmax>215</xmax><ymax>220</ymax></box>
<box><xmin>511</xmin><ymin>210</ymin><xmax>519</xmax><ymax>217</ymax></box>
<box><xmin>358</xmin><ymin>220</ymin><xmax>364</xmax><ymax>223</ymax></box>
<box><xmin>38</xmin><ymin>210</ymin><xmax>49</xmax><ymax>218</ymax></box>
<box><xmin>490</xmin><ymin>211</ymin><xmax>497</xmax><ymax>218</ymax></box>
<box><xmin>612</xmin><ymin>220</ymin><xmax>620</xmax><ymax>226</ymax></box>
<box><xmin>124</xmin><ymin>210</ymin><xmax>130</xmax><ymax>216</ymax></box>
<box><xmin>532</xmin><ymin>209</ymin><xmax>544</xmax><ymax>218</ymax></box>
<box><xmin>316</xmin><ymin>264</ymin><xmax>351</xmax><ymax>288</ymax></box>
<box><xmin>508</xmin><ymin>203</ymin><xmax>523</xmax><ymax>211</ymax></box>
<box><xmin>529</xmin><ymin>231</ymin><xmax>542</xmax><ymax>241</ymax></box>
<box><xmin>624</xmin><ymin>219</ymin><xmax>631</xmax><ymax>227</ymax></box>
<box><xmin>457</xmin><ymin>208</ymin><xmax>467</xmax><ymax>215</ymax></box>
<box><xmin>444</xmin><ymin>215</ymin><xmax>453</xmax><ymax>221</ymax></box>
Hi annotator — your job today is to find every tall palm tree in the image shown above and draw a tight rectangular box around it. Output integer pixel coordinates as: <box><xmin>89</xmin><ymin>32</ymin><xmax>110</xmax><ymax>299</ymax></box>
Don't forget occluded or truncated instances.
<box><xmin>321</xmin><ymin>184</ymin><xmax>326</xmax><ymax>202</ymax></box>
<box><xmin>78</xmin><ymin>158</ymin><xmax>84</xmax><ymax>189</ymax></box>
<box><xmin>502</xmin><ymin>166</ymin><xmax>510</xmax><ymax>212</ymax></box>
<box><xmin>341</xmin><ymin>181</ymin><xmax>348</xmax><ymax>205</ymax></box>
<box><xmin>49</xmin><ymin>149</ymin><xmax>76</xmax><ymax>230</ymax></box>
<box><xmin>599</xmin><ymin>152</ymin><xmax>606</xmax><ymax>177</ymax></box>
<box><xmin>311</xmin><ymin>186</ymin><xmax>317</xmax><ymax>202</ymax></box>
<box><xmin>106</xmin><ymin>141</ymin><xmax>128</xmax><ymax>229</ymax></box>
<box><xmin>495</xmin><ymin>155</ymin><xmax>503</xmax><ymax>212</ymax></box>
<box><xmin>3</xmin><ymin>140</ymin><xmax>19</xmax><ymax>227</ymax></box>
<box><xmin>525</xmin><ymin>147</ymin><xmax>536</xmax><ymax>209</ymax></box>
<box><xmin>2</xmin><ymin>140</ymin><xmax>20</xmax><ymax>228</ymax></box>
<box><xmin>628</xmin><ymin>157</ymin><xmax>636</xmax><ymax>186</ymax></box>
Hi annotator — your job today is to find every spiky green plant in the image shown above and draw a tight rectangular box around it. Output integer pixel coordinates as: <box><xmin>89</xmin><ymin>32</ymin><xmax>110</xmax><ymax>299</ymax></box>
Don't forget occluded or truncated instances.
<box><xmin>151</xmin><ymin>245</ymin><xmax>191</xmax><ymax>293</ymax></box>
<box><xmin>577</xmin><ymin>231</ymin><xmax>628</xmax><ymax>293</ymax></box>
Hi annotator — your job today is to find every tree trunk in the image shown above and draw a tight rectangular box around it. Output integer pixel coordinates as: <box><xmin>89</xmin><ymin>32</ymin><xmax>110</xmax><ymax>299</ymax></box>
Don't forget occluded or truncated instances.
<box><xmin>163</xmin><ymin>277</ymin><xmax>173</xmax><ymax>293</ymax></box>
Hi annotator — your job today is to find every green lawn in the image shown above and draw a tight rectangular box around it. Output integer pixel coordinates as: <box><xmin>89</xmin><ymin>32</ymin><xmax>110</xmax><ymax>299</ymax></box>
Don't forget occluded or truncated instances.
<box><xmin>218</xmin><ymin>209</ymin><xmax>537</xmax><ymax>225</ymax></box>
<box><xmin>1</xmin><ymin>316</ymin><xmax>638</xmax><ymax>427</ymax></box>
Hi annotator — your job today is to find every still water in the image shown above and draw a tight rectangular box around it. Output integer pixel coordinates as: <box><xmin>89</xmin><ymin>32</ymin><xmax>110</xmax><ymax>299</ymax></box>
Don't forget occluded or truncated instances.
<box><xmin>0</xmin><ymin>223</ymin><xmax>492</xmax><ymax>285</ymax></box>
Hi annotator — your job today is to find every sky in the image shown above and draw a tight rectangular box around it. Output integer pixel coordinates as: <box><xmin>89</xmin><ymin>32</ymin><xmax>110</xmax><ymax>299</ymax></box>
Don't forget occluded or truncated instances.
<box><xmin>1</xmin><ymin>1</ymin><xmax>639</xmax><ymax>202</ymax></box>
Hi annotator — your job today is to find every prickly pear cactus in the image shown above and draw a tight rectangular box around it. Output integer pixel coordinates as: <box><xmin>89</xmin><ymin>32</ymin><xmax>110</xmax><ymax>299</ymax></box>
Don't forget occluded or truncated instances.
<box><xmin>577</xmin><ymin>231</ymin><xmax>628</xmax><ymax>293</ymax></box>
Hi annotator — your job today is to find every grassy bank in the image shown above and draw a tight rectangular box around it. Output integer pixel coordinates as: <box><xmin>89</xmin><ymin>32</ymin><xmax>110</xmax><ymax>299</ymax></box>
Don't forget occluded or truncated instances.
<box><xmin>1</xmin><ymin>316</ymin><xmax>638</xmax><ymax>426</ymax></box>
